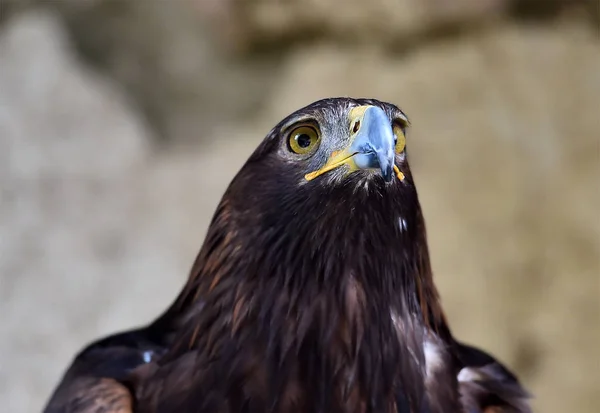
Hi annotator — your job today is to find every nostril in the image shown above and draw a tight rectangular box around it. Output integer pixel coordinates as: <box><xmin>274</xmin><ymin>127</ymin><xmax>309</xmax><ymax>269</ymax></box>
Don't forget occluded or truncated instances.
<box><xmin>352</xmin><ymin>120</ymin><xmax>361</xmax><ymax>133</ymax></box>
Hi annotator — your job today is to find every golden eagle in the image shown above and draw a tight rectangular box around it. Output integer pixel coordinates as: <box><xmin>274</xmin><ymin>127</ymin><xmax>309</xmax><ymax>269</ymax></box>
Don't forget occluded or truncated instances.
<box><xmin>44</xmin><ymin>98</ymin><xmax>532</xmax><ymax>413</ymax></box>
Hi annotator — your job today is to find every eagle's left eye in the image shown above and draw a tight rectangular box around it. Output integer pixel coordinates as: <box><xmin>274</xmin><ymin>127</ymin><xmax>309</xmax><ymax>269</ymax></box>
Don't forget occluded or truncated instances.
<box><xmin>288</xmin><ymin>125</ymin><xmax>321</xmax><ymax>155</ymax></box>
<box><xmin>393</xmin><ymin>124</ymin><xmax>406</xmax><ymax>154</ymax></box>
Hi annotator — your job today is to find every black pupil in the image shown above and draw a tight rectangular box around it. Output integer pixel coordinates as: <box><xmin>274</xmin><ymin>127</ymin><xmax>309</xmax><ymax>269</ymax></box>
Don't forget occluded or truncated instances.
<box><xmin>296</xmin><ymin>133</ymin><xmax>312</xmax><ymax>148</ymax></box>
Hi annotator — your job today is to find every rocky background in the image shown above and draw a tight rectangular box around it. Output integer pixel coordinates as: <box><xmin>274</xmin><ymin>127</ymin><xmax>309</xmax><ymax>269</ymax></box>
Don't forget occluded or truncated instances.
<box><xmin>0</xmin><ymin>1</ymin><xmax>598</xmax><ymax>412</ymax></box>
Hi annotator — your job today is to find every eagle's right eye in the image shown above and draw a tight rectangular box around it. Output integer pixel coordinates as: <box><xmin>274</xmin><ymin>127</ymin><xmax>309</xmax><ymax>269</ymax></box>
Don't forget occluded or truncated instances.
<box><xmin>288</xmin><ymin>126</ymin><xmax>321</xmax><ymax>155</ymax></box>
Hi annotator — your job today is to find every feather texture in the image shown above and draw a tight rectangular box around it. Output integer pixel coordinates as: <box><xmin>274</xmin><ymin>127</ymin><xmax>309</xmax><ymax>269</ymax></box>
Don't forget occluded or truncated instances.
<box><xmin>44</xmin><ymin>98</ymin><xmax>532</xmax><ymax>413</ymax></box>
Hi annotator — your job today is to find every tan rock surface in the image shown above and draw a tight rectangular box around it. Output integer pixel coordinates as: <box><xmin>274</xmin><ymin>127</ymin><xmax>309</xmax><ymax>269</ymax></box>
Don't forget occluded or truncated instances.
<box><xmin>0</xmin><ymin>7</ymin><xmax>598</xmax><ymax>413</ymax></box>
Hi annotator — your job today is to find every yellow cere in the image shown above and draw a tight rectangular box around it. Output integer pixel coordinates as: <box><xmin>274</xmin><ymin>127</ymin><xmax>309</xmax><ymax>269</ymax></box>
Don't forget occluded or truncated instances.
<box><xmin>348</xmin><ymin>105</ymin><xmax>370</xmax><ymax>128</ymax></box>
<box><xmin>304</xmin><ymin>105</ymin><xmax>406</xmax><ymax>182</ymax></box>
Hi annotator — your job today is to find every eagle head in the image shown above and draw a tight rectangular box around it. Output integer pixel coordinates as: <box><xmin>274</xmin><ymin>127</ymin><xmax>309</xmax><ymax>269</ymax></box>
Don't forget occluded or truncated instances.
<box><xmin>215</xmin><ymin>98</ymin><xmax>426</xmax><ymax>288</ymax></box>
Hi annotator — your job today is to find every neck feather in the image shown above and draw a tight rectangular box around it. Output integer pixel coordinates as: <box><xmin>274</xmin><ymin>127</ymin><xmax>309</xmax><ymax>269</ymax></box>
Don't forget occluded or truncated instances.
<box><xmin>150</xmin><ymin>177</ymin><xmax>450</xmax><ymax>411</ymax></box>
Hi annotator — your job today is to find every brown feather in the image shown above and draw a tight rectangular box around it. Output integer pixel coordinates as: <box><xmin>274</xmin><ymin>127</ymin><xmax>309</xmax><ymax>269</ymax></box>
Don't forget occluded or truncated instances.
<box><xmin>45</xmin><ymin>98</ymin><xmax>531</xmax><ymax>413</ymax></box>
<box><xmin>45</xmin><ymin>377</ymin><xmax>133</xmax><ymax>413</ymax></box>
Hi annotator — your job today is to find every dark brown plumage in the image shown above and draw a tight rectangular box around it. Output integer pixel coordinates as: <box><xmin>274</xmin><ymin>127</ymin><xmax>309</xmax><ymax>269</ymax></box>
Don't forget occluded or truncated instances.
<box><xmin>44</xmin><ymin>98</ymin><xmax>532</xmax><ymax>413</ymax></box>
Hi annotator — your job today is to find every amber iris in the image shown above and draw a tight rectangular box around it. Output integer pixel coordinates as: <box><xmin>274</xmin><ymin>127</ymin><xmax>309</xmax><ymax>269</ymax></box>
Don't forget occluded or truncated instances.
<box><xmin>393</xmin><ymin>124</ymin><xmax>406</xmax><ymax>154</ymax></box>
<box><xmin>288</xmin><ymin>126</ymin><xmax>320</xmax><ymax>154</ymax></box>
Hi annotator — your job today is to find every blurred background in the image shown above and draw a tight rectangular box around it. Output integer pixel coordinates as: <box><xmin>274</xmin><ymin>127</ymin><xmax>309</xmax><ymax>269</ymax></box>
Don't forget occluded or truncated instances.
<box><xmin>0</xmin><ymin>1</ymin><xmax>598</xmax><ymax>412</ymax></box>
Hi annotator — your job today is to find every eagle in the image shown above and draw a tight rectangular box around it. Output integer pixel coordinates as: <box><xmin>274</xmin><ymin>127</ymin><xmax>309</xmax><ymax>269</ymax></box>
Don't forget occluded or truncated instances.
<box><xmin>44</xmin><ymin>98</ymin><xmax>532</xmax><ymax>413</ymax></box>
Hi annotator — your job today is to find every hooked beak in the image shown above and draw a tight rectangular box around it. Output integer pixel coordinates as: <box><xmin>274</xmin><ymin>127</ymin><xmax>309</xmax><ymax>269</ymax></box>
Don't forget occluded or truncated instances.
<box><xmin>305</xmin><ymin>105</ymin><xmax>402</xmax><ymax>182</ymax></box>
